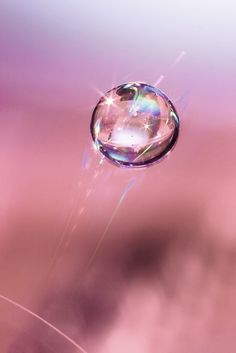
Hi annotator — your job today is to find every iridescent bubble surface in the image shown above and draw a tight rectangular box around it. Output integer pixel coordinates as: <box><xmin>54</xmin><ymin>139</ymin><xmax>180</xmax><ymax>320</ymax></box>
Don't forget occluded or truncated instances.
<box><xmin>90</xmin><ymin>82</ymin><xmax>179</xmax><ymax>167</ymax></box>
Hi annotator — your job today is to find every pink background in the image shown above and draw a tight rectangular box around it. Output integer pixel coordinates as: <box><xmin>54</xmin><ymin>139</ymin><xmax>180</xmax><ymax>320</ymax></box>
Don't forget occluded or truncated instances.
<box><xmin>0</xmin><ymin>1</ymin><xmax>236</xmax><ymax>352</ymax></box>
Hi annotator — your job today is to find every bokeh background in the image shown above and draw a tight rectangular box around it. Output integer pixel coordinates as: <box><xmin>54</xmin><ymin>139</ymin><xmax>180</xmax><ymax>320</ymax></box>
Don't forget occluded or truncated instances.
<box><xmin>0</xmin><ymin>0</ymin><xmax>236</xmax><ymax>352</ymax></box>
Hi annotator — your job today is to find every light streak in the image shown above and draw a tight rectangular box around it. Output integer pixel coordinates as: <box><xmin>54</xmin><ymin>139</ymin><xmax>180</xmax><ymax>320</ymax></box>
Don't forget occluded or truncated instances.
<box><xmin>83</xmin><ymin>178</ymin><xmax>137</xmax><ymax>272</ymax></box>
<box><xmin>154</xmin><ymin>74</ymin><xmax>165</xmax><ymax>87</ymax></box>
<box><xmin>133</xmin><ymin>144</ymin><xmax>153</xmax><ymax>162</ymax></box>
<box><xmin>154</xmin><ymin>50</ymin><xmax>187</xmax><ymax>87</ymax></box>
<box><xmin>0</xmin><ymin>294</ymin><xmax>88</xmax><ymax>353</ymax></box>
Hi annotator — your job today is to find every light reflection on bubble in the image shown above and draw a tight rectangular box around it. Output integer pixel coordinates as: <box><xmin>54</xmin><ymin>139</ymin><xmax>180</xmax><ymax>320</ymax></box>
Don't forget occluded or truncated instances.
<box><xmin>90</xmin><ymin>82</ymin><xmax>180</xmax><ymax>168</ymax></box>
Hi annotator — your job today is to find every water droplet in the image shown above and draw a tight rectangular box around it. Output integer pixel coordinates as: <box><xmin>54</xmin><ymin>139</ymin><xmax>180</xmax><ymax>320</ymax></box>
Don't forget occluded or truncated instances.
<box><xmin>90</xmin><ymin>82</ymin><xmax>179</xmax><ymax>167</ymax></box>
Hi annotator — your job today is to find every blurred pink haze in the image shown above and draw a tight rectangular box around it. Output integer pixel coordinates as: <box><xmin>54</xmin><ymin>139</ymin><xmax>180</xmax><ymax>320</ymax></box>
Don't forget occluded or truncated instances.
<box><xmin>0</xmin><ymin>1</ymin><xmax>236</xmax><ymax>352</ymax></box>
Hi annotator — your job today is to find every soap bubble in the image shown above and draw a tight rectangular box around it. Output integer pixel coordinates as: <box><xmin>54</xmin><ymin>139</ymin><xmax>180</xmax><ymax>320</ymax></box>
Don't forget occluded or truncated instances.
<box><xmin>90</xmin><ymin>82</ymin><xmax>179</xmax><ymax>167</ymax></box>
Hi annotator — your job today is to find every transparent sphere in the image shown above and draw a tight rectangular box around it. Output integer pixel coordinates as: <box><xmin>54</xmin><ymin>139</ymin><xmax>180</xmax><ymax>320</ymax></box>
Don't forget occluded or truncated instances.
<box><xmin>90</xmin><ymin>82</ymin><xmax>179</xmax><ymax>167</ymax></box>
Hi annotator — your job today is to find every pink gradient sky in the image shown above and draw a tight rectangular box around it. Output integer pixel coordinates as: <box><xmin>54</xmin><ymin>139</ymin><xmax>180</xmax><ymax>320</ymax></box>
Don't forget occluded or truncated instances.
<box><xmin>0</xmin><ymin>1</ymin><xmax>236</xmax><ymax>353</ymax></box>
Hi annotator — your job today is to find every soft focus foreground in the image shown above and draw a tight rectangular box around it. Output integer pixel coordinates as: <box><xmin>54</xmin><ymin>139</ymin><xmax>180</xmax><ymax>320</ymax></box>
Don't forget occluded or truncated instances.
<box><xmin>0</xmin><ymin>0</ymin><xmax>236</xmax><ymax>352</ymax></box>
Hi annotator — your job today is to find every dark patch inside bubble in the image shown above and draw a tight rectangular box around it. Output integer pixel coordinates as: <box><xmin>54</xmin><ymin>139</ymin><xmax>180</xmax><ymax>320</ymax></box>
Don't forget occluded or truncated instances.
<box><xmin>116</xmin><ymin>86</ymin><xmax>136</xmax><ymax>101</ymax></box>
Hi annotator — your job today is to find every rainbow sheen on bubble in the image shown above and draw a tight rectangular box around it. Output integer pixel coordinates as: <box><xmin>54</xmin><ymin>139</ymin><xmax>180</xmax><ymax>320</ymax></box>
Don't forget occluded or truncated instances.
<box><xmin>90</xmin><ymin>82</ymin><xmax>179</xmax><ymax>167</ymax></box>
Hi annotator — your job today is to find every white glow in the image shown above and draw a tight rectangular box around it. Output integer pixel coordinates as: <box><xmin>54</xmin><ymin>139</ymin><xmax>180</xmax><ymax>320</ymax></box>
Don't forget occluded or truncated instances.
<box><xmin>111</xmin><ymin>127</ymin><xmax>148</xmax><ymax>148</ymax></box>
<box><xmin>105</xmin><ymin>97</ymin><xmax>114</xmax><ymax>106</ymax></box>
